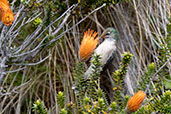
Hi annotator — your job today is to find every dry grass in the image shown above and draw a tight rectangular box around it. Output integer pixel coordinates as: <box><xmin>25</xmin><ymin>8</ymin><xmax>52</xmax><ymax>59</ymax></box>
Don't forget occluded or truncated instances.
<box><xmin>0</xmin><ymin>0</ymin><xmax>170</xmax><ymax>113</ymax></box>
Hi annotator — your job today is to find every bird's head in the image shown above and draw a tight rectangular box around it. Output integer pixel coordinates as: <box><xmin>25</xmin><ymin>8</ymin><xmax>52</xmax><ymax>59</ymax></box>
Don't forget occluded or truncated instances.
<box><xmin>100</xmin><ymin>27</ymin><xmax>118</xmax><ymax>41</ymax></box>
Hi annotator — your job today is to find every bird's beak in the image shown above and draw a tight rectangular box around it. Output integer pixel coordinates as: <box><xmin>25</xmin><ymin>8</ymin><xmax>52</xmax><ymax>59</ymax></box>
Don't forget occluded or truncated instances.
<box><xmin>98</xmin><ymin>32</ymin><xmax>105</xmax><ymax>40</ymax></box>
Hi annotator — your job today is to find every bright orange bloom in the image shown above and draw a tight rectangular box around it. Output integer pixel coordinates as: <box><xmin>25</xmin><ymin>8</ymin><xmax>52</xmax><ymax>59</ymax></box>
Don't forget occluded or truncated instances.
<box><xmin>127</xmin><ymin>90</ymin><xmax>146</xmax><ymax>112</ymax></box>
<box><xmin>0</xmin><ymin>0</ymin><xmax>14</xmax><ymax>26</ymax></box>
<box><xmin>79</xmin><ymin>29</ymin><xmax>99</xmax><ymax>61</ymax></box>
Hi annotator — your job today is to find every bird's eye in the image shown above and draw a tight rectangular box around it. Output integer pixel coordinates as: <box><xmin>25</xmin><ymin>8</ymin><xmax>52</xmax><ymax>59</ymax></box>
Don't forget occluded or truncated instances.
<box><xmin>106</xmin><ymin>31</ymin><xmax>111</xmax><ymax>35</ymax></box>
<box><xmin>106</xmin><ymin>31</ymin><xmax>110</xmax><ymax>35</ymax></box>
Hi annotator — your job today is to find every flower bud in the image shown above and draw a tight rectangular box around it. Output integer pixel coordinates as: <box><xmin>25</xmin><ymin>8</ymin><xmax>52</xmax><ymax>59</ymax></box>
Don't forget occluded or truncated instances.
<box><xmin>79</xmin><ymin>29</ymin><xmax>99</xmax><ymax>61</ymax></box>
<box><xmin>126</xmin><ymin>91</ymin><xmax>146</xmax><ymax>113</ymax></box>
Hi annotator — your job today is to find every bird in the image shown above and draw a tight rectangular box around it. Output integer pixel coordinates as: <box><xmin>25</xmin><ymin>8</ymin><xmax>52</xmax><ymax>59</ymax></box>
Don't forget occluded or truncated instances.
<box><xmin>0</xmin><ymin>0</ymin><xmax>14</xmax><ymax>26</ymax></box>
<box><xmin>77</xmin><ymin>27</ymin><xmax>118</xmax><ymax>102</ymax></box>
<box><xmin>81</xmin><ymin>27</ymin><xmax>118</xmax><ymax>79</ymax></box>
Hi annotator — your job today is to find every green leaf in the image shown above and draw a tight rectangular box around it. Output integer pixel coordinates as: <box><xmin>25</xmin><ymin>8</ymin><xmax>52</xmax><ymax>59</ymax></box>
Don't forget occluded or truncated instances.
<box><xmin>164</xmin><ymin>79</ymin><xmax>171</xmax><ymax>89</ymax></box>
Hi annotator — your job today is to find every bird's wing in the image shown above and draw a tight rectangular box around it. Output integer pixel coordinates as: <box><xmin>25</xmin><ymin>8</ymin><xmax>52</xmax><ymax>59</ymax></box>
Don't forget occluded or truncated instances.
<box><xmin>84</xmin><ymin>38</ymin><xmax>116</xmax><ymax>79</ymax></box>
<box><xmin>102</xmin><ymin>50</ymin><xmax>116</xmax><ymax>71</ymax></box>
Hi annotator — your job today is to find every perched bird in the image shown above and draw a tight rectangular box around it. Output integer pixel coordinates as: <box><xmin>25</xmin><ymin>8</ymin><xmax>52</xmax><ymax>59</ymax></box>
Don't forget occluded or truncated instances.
<box><xmin>0</xmin><ymin>0</ymin><xmax>14</xmax><ymax>26</ymax></box>
<box><xmin>84</xmin><ymin>27</ymin><xmax>118</xmax><ymax>79</ymax></box>
<box><xmin>77</xmin><ymin>28</ymin><xmax>118</xmax><ymax>102</ymax></box>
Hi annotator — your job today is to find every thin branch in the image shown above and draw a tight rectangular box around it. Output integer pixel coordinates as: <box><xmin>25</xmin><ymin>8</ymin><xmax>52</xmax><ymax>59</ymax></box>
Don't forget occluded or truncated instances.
<box><xmin>145</xmin><ymin>58</ymin><xmax>170</xmax><ymax>93</ymax></box>
<box><xmin>12</xmin><ymin>55</ymin><xmax>50</xmax><ymax>66</ymax></box>
<box><xmin>48</xmin><ymin>3</ymin><xmax>106</xmax><ymax>46</ymax></box>
<box><xmin>0</xmin><ymin>80</ymin><xmax>31</xmax><ymax>96</ymax></box>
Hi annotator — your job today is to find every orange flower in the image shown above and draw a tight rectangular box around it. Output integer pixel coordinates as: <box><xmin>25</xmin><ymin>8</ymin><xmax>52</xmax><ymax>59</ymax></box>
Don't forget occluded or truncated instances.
<box><xmin>127</xmin><ymin>90</ymin><xmax>146</xmax><ymax>113</ymax></box>
<box><xmin>0</xmin><ymin>0</ymin><xmax>14</xmax><ymax>26</ymax></box>
<box><xmin>79</xmin><ymin>29</ymin><xmax>99</xmax><ymax>61</ymax></box>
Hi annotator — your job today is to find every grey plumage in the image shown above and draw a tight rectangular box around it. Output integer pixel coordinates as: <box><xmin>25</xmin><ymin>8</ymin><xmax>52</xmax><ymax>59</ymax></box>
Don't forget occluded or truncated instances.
<box><xmin>84</xmin><ymin>27</ymin><xmax>118</xmax><ymax>79</ymax></box>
